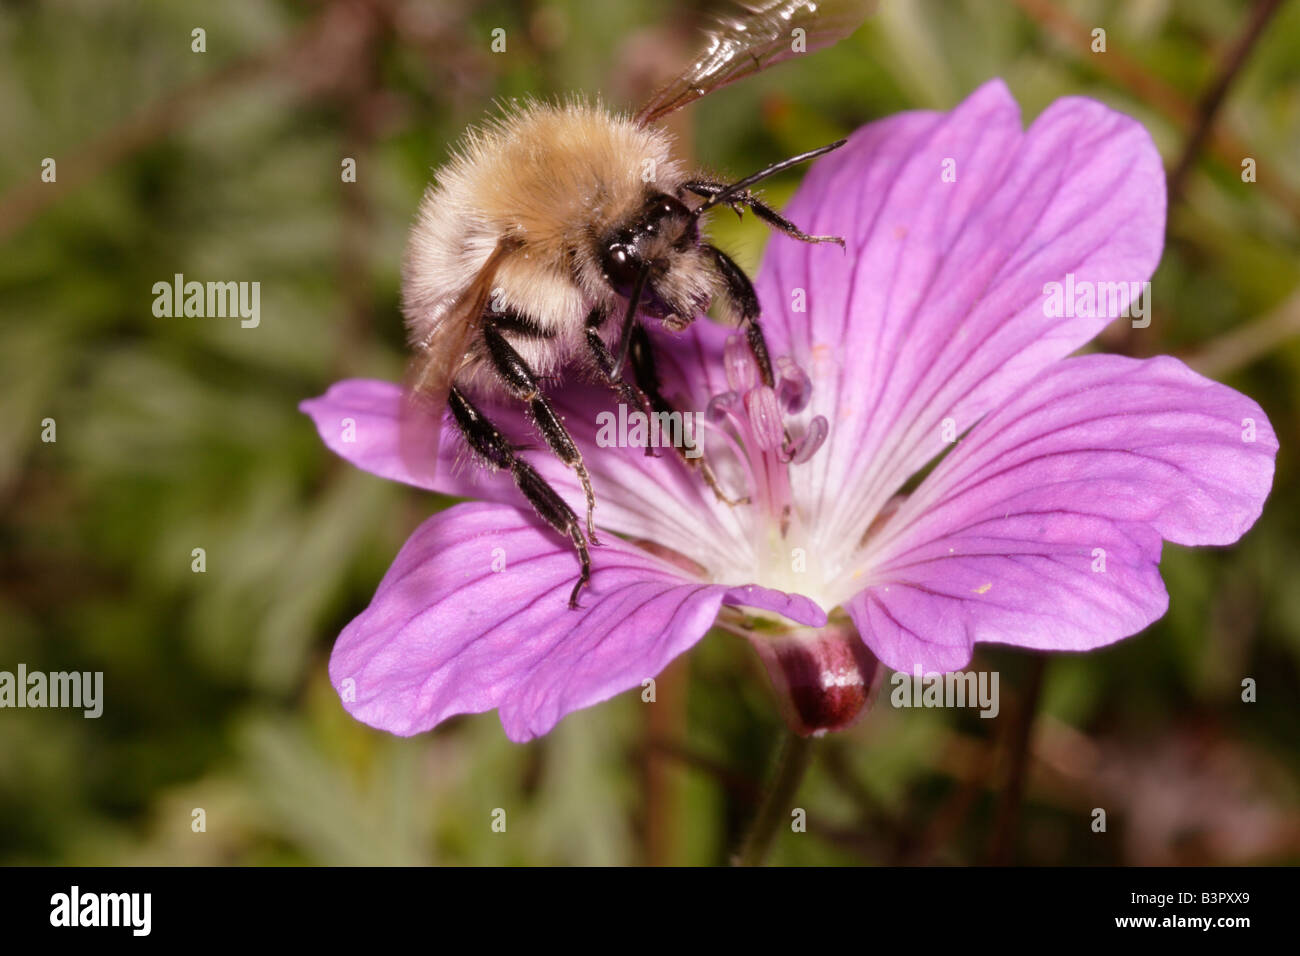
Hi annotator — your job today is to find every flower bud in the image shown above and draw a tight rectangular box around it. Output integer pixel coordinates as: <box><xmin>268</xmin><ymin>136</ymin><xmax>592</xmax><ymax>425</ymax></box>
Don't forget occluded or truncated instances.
<box><xmin>747</xmin><ymin>621</ymin><xmax>883</xmax><ymax>736</ymax></box>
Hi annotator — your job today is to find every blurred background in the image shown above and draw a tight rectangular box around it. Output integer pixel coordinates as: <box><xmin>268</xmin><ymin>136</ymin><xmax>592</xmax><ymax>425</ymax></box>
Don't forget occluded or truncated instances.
<box><xmin>1</xmin><ymin>0</ymin><xmax>1298</xmax><ymax>865</ymax></box>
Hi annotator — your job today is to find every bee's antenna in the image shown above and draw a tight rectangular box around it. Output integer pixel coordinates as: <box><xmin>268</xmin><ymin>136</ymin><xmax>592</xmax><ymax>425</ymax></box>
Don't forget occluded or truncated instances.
<box><xmin>691</xmin><ymin>139</ymin><xmax>848</xmax><ymax>219</ymax></box>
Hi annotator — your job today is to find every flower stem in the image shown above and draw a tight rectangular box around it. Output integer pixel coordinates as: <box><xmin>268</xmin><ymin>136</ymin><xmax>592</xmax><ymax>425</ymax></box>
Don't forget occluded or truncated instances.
<box><xmin>734</xmin><ymin>732</ymin><xmax>815</xmax><ymax>866</ymax></box>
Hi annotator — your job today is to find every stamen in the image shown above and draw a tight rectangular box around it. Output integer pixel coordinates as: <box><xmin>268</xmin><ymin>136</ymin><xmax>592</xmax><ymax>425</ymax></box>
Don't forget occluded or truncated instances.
<box><xmin>688</xmin><ymin>337</ymin><xmax>838</xmax><ymax>615</ymax></box>
<box><xmin>724</xmin><ymin>335</ymin><xmax>759</xmax><ymax>392</ymax></box>
<box><xmin>775</xmin><ymin>356</ymin><xmax>813</xmax><ymax>415</ymax></box>
<box><xmin>707</xmin><ymin>390</ymin><xmax>741</xmax><ymax>423</ymax></box>
<box><xmin>701</xmin><ymin>335</ymin><xmax>829</xmax><ymax>532</ymax></box>
<box><xmin>744</xmin><ymin>387</ymin><xmax>784</xmax><ymax>451</ymax></box>
<box><xmin>783</xmin><ymin>414</ymin><xmax>829</xmax><ymax>464</ymax></box>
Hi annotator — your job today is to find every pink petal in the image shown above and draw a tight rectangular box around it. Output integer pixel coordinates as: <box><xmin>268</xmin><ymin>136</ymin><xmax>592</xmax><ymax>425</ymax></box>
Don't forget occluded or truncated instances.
<box><xmin>753</xmin><ymin>79</ymin><xmax>1167</xmax><ymax>552</ymax></box>
<box><xmin>329</xmin><ymin>501</ymin><xmax>825</xmax><ymax>741</ymax></box>
<box><xmin>300</xmin><ymin>373</ymin><xmax>750</xmax><ymax>574</ymax></box>
<box><xmin>300</xmin><ymin>379</ymin><xmax>443</xmax><ymax>492</ymax></box>
<box><xmin>841</xmin><ymin>354</ymin><xmax>1277</xmax><ymax>672</ymax></box>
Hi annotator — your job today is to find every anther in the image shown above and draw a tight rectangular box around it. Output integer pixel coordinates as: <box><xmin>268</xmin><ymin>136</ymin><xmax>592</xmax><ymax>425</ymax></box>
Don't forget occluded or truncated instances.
<box><xmin>783</xmin><ymin>415</ymin><xmax>829</xmax><ymax>464</ymax></box>
<box><xmin>745</xmin><ymin>387</ymin><xmax>784</xmax><ymax>452</ymax></box>
<box><xmin>775</xmin><ymin>356</ymin><xmax>813</xmax><ymax>415</ymax></box>
<box><xmin>724</xmin><ymin>334</ymin><xmax>760</xmax><ymax>392</ymax></box>
<box><xmin>707</xmin><ymin>390</ymin><xmax>740</xmax><ymax>422</ymax></box>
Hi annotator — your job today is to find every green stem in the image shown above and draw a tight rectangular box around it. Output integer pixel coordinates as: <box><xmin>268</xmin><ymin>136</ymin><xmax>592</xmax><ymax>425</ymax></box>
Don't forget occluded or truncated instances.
<box><xmin>734</xmin><ymin>732</ymin><xmax>815</xmax><ymax>866</ymax></box>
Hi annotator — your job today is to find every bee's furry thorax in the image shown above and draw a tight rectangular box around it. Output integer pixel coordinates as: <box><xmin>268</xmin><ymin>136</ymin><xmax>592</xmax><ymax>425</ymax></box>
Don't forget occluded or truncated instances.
<box><xmin>401</xmin><ymin>99</ymin><xmax>705</xmax><ymax>395</ymax></box>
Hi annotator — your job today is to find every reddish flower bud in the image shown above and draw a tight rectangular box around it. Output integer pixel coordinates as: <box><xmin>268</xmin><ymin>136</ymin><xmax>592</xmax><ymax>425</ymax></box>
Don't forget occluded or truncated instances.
<box><xmin>748</xmin><ymin>621</ymin><xmax>883</xmax><ymax>736</ymax></box>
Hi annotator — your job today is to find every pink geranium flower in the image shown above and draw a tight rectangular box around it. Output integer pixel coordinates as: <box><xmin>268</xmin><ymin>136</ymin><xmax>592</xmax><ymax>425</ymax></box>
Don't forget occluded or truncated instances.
<box><xmin>302</xmin><ymin>80</ymin><xmax>1276</xmax><ymax>742</ymax></box>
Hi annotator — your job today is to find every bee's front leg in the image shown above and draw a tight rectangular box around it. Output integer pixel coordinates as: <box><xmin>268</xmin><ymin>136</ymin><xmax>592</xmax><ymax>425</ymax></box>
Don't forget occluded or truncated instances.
<box><xmin>625</xmin><ymin>322</ymin><xmax>748</xmax><ymax>508</ymax></box>
<box><xmin>683</xmin><ymin>180</ymin><xmax>845</xmax><ymax>247</ymax></box>
<box><xmin>584</xmin><ymin>307</ymin><xmax>658</xmax><ymax>456</ymax></box>
<box><xmin>702</xmin><ymin>243</ymin><xmax>776</xmax><ymax>388</ymax></box>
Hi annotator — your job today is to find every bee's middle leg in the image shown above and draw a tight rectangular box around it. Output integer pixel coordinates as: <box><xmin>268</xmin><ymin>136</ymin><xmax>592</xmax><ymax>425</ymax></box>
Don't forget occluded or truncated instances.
<box><xmin>483</xmin><ymin>319</ymin><xmax>599</xmax><ymax>544</ymax></box>
<box><xmin>448</xmin><ymin>386</ymin><xmax>591</xmax><ymax>609</ymax></box>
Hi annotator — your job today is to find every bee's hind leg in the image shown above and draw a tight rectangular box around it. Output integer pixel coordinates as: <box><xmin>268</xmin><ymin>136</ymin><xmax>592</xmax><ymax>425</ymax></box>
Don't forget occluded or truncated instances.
<box><xmin>482</xmin><ymin>319</ymin><xmax>600</xmax><ymax>545</ymax></box>
<box><xmin>447</xmin><ymin>387</ymin><xmax>591</xmax><ymax>609</ymax></box>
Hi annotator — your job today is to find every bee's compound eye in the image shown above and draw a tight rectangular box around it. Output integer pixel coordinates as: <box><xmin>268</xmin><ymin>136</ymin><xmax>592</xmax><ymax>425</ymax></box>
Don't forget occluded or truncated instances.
<box><xmin>600</xmin><ymin>241</ymin><xmax>643</xmax><ymax>292</ymax></box>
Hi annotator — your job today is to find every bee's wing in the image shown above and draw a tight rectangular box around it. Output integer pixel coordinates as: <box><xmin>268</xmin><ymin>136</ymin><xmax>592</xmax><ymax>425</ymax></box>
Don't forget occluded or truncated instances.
<box><xmin>634</xmin><ymin>0</ymin><xmax>874</xmax><ymax>126</ymax></box>
<box><xmin>398</xmin><ymin>239</ymin><xmax>513</xmax><ymax>485</ymax></box>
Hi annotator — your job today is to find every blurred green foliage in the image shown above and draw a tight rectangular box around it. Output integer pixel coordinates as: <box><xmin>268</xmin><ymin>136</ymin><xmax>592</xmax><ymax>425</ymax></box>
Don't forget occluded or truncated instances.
<box><xmin>1</xmin><ymin>0</ymin><xmax>1297</xmax><ymax>865</ymax></box>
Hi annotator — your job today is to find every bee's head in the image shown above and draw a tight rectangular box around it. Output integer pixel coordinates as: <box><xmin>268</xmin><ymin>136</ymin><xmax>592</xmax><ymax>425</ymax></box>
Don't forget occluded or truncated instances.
<box><xmin>599</xmin><ymin>193</ymin><xmax>712</xmax><ymax>330</ymax></box>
